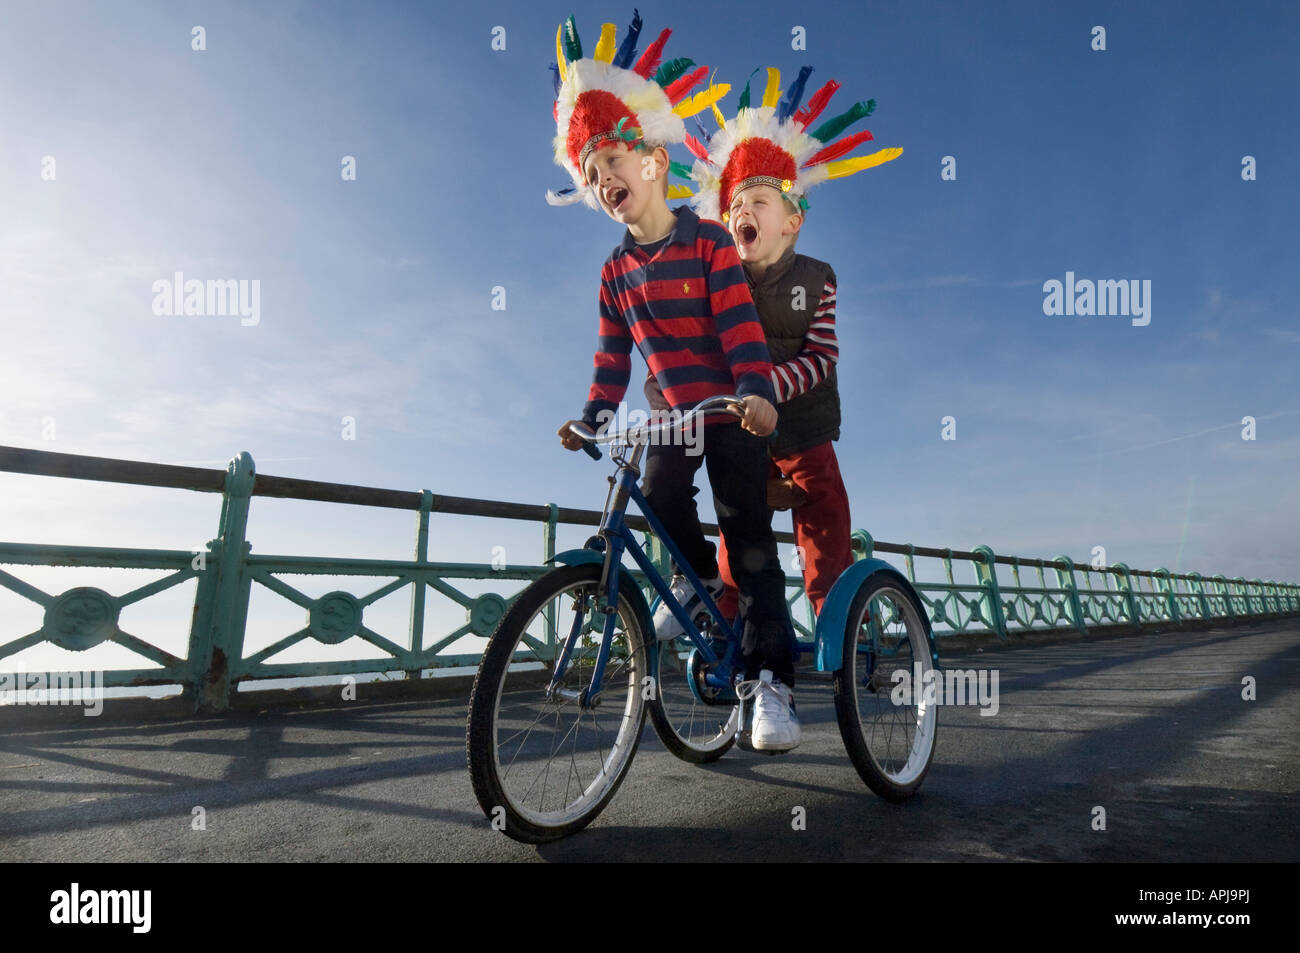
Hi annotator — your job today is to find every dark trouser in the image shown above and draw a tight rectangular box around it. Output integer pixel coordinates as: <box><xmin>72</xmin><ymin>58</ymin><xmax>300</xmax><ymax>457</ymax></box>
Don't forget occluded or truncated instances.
<box><xmin>640</xmin><ymin>421</ymin><xmax>797</xmax><ymax>686</ymax></box>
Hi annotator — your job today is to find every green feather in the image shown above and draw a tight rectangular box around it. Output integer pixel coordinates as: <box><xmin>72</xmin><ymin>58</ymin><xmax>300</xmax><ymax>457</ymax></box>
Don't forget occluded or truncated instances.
<box><xmin>562</xmin><ymin>16</ymin><xmax>582</xmax><ymax>62</ymax></box>
<box><xmin>737</xmin><ymin>67</ymin><xmax>761</xmax><ymax>111</ymax></box>
<box><xmin>669</xmin><ymin>160</ymin><xmax>693</xmax><ymax>179</ymax></box>
<box><xmin>654</xmin><ymin>57</ymin><xmax>695</xmax><ymax>87</ymax></box>
<box><xmin>809</xmin><ymin>99</ymin><xmax>876</xmax><ymax>143</ymax></box>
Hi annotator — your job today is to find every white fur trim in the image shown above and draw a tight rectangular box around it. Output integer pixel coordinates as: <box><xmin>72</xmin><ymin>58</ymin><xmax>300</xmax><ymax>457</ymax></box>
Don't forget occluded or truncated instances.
<box><xmin>552</xmin><ymin>58</ymin><xmax>684</xmax><ymax>197</ymax></box>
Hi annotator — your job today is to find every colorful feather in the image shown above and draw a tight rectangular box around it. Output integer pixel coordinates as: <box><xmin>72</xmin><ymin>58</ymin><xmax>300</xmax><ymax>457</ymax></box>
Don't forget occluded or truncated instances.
<box><xmin>669</xmin><ymin>160</ymin><xmax>693</xmax><ymax>179</ymax></box>
<box><xmin>664</xmin><ymin>65</ymin><xmax>707</xmax><ymax>102</ymax></box>
<box><xmin>823</xmin><ymin>147</ymin><xmax>903</xmax><ymax>178</ymax></box>
<box><xmin>593</xmin><ymin>23</ymin><xmax>616</xmax><ymax>63</ymax></box>
<box><xmin>667</xmin><ymin>184</ymin><xmax>693</xmax><ymax>199</ymax></box>
<box><xmin>654</xmin><ymin>57</ymin><xmax>695</xmax><ymax>88</ymax></box>
<box><xmin>684</xmin><ymin>133</ymin><xmax>711</xmax><ymax>162</ymax></box>
<box><xmin>793</xmin><ymin>80</ymin><xmax>839</xmax><ymax>128</ymax></box>
<box><xmin>562</xmin><ymin>16</ymin><xmax>582</xmax><ymax>63</ymax></box>
<box><xmin>555</xmin><ymin>25</ymin><xmax>567</xmax><ymax>83</ymax></box>
<box><xmin>737</xmin><ymin>67</ymin><xmax>761</xmax><ymax>111</ymax></box>
<box><xmin>776</xmin><ymin>66</ymin><xmax>813</xmax><ymax>122</ymax></box>
<box><xmin>809</xmin><ymin>99</ymin><xmax>876</xmax><ymax>143</ymax></box>
<box><xmin>633</xmin><ymin>28</ymin><xmax>671</xmax><ymax>78</ymax></box>
<box><xmin>801</xmin><ymin>129</ymin><xmax>873</xmax><ymax>167</ymax></box>
<box><xmin>611</xmin><ymin>8</ymin><xmax>643</xmax><ymax>68</ymax></box>
<box><xmin>549</xmin><ymin>63</ymin><xmax>561</xmax><ymax>98</ymax></box>
<box><xmin>693</xmin><ymin>116</ymin><xmax>713</xmax><ymax>142</ymax></box>
<box><xmin>761</xmin><ymin>67</ymin><xmax>781</xmax><ymax>108</ymax></box>
<box><xmin>673</xmin><ymin>82</ymin><xmax>730</xmax><ymax>118</ymax></box>
<box><xmin>546</xmin><ymin>186</ymin><xmax>588</xmax><ymax>206</ymax></box>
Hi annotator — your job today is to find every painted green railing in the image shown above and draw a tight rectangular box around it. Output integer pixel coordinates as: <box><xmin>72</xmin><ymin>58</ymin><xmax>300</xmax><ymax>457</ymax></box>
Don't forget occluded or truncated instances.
<box><xmin>2</xmin><ymin>446</ymin><xmax>1297</xmax><ymax>712</ymax></box>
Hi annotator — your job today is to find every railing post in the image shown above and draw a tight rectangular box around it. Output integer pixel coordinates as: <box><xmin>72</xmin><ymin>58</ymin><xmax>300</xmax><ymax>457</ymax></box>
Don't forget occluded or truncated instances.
<box><xmin>1112</xmin><ymin>563</ymin><xmax>1141</xmax><ymax>625</ymax></box>
<box><xmin>197</xmin><ymin>452</ymin><xmax>255</xmax><ymax>713</ymax></box>
<box><xmin>407</xmin><ymin>490</ymin><xmax>433</xmax><ymax>677</ymax></box>
<box><xmin>543</xmin><ymin>503</ymin><xmax>559</xmax><ymax>655</ymax></box>
<box><xmin>972</xmin><ymin>545</ymin><xmax>1008</xmax><ymax>641</ymax></box>
<box><xmin>850</xmin><ymin>528</ymin><xmax>874</xmax><ymax>561</ymax></box>
<box><xmin>1189</xmin><ymin>572</ymin><xmax>1210</xmax><ymax>620</ymax></box>
<box><xmin>1154</xmin><ymin>567</ymin><xmax>1180</xmax><ymax>623</ymax></box>
<box><xmin>1053</xmin><ymin>556</ymin><xmax>1088</xmax><ymax>634</ymax></box>
<box><xmin>1214</xmin><ymin>573</ymin><xmax>1232</xmax><ymax>620</ymax></box>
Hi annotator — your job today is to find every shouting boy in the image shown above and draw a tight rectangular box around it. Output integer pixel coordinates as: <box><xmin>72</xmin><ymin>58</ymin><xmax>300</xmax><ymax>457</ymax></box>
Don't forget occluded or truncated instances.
<box><xmin>548</xmin><ymin>13</ymin><xmax>803</xmax><ymax>751</ymax></box>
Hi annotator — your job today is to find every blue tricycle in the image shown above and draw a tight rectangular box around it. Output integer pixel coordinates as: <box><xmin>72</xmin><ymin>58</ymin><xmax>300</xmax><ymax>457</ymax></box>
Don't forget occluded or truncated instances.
<box><xmin>466</xmin><ymin>396</ymin><xmax>938</xmax><ymax>843</ymax></box>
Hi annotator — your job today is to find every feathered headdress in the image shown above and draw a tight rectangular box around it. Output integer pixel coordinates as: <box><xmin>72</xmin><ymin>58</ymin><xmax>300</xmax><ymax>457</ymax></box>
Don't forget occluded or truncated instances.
<box><xmin>547</xmin><ymin>9</ymin><xmax>729</xmax><ymax>209</ymax></box>
<box><xmin>682</xmin><ymin>65</ymin><xmax>903</xmax><ymax>222</ymax></box>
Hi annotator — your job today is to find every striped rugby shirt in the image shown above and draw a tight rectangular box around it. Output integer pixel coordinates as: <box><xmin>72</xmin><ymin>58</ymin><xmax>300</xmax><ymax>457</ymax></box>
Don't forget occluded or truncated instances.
<box><xmin>768</xmin><ymin>279</ymin><xmax>838</xmax><ymax>403</ymax></box>
<box><xmin>581</xmin><ymin>206</ymin><xmax>776</xmax><ymax>430</ymax></box>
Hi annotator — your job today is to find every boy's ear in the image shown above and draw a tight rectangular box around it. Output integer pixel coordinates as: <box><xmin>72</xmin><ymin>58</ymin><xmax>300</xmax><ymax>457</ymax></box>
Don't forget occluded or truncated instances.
<box><xmin>784</xmin><ymin>209</ymin><xmax>805</xmax><ymax>236</ymax></box>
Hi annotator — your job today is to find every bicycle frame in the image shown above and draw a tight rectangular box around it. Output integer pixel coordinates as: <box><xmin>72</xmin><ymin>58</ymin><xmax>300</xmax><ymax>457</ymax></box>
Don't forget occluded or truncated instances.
<box><xmin>547</xmin><ymin>437</ymin><xmax>740</xmax><ymax>709</ymax></box>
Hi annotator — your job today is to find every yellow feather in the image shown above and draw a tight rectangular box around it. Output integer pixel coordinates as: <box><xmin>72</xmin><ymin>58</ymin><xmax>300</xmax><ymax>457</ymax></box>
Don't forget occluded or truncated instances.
<box><xmin>674</xmin><ymin>83</ymin><xmax>731</xmax><ymax>118</ymax></box>
<box><xmin>555</xmin><ymin>25</ymin><xmax>567</xmax><ymax>83</ymax></box>
<box><xmin>707</xmin><ymin>70</ymin><xmax>726</xmax><ymax>127</ymax></box>
<box><xmin>593</xmin><ymin>23</ymin><xmax>616</xmax><ymax>63</ymax></box>
<box><xmin>825</xmin><ymin>147</ymin><xmax>904</xmax><ymax>179</ymax></box>
<box><xmin>761</xmin><ymin>67</ymin><xmax>781</xmax><ymax>108</ymax></box>
<box><xmin>667</xmin><ymin>184</ymin><xmax>693</xmax><ymax>199</ymax></box>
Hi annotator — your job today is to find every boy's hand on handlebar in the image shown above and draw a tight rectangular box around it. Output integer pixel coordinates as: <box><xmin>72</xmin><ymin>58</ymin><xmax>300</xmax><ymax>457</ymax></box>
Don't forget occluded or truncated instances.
<box><xmin>557</xmin><ymin>419</ymin><xmax>589</xmax><ymax>451</ymax></box>
<box><xmin>738</xmin><ymin>395</ymin><xmax>777</xmax><ymax>436</ymax></box>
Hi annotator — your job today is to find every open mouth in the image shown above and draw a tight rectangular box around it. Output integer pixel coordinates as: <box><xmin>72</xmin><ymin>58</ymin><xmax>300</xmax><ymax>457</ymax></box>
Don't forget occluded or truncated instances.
<box><xmin>737</xmin><ymin>223</ymin><xmax>759</xmax><ymax>247</ymax></box>
<box><xmin>606</xmin><ymin>187</ymin><xmax>629</xmax><ymax>210</ymax></box>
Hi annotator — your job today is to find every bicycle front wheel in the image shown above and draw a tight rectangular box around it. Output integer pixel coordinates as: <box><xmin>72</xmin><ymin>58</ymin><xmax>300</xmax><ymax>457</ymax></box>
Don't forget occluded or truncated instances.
<box><xmin>833</xmin><ymin>574</ymin><xmax>938</xmax><ymax>800</ymax></box>
<box><xmin>466</xmin><ymin>563</ymin><xmax>651</xmax><ymax>843</ymax></box>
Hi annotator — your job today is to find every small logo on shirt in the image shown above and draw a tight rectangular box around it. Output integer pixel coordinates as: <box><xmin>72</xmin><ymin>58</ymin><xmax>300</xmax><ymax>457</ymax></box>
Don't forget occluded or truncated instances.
<box><xmin>683</xmin><ymin>282</ymin><xmax>691</xmax><ymax>294</ymax></box>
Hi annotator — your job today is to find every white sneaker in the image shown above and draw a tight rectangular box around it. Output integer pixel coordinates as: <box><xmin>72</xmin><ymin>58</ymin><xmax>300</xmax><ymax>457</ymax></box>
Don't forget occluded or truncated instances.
<box><xmin>751</xmin><ymin>670</ymin><xmax>801</xmax><ymax>752</ymax></box>
<box><xmin>653</xmin><ymin>572</ymin><xmax>724</xmax><ymax>641</ymax></box>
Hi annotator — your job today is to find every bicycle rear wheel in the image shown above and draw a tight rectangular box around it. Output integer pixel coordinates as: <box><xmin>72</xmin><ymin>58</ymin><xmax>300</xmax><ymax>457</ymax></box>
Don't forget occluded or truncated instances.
<box><xmin>466</xmin><ymin>563</ymin><xmax>650</xmax><ymax>843</ymax></box>
<box><xmin>832</xmin><ymin>574</ymin><xmax>938</xmax><ymax>800</ymax></box>
<box><xmin>647</xmin><ymin>630</ymin><xmax>739</xmax><ymax>763</ymax></box>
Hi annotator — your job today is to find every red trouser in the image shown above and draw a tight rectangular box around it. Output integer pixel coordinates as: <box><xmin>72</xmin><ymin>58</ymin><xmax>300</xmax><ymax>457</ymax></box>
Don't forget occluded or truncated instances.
<box><xmin>716</xmin><ymin>440</ymin><xmax>853</xmax><ymax>620</ymax></box>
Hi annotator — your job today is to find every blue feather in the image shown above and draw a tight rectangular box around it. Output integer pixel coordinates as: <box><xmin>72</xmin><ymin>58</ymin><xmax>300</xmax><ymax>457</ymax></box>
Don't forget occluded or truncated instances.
<box><xmin>612</xmin><ymin>8</ymin><xmax>643</xmax><ymax>69</ymax></box>
<box><xmin>777</xmin><ymin>66</ymin><xmax>814</xmax><ymax>122</ymax></box>
<box><xmin>549</xmin><ymin>64</ymin><xmax>561</xmax><ymax>98</ymax></box>
<box><xmin>693</xmin><ymin>116</ymin><xmax>712</xmax><ymax>143</ymax></box>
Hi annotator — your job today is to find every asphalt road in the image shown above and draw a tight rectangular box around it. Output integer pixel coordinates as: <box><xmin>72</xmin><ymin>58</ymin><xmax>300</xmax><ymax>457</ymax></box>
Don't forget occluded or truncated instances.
<box><xmin>2</xmin><ymin>620</ymin><xmax>1296</xmax><ymax>862</ymax></box>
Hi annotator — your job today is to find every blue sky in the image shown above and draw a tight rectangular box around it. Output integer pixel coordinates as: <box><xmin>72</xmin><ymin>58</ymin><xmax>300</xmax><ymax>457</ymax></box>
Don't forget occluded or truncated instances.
<box><xmin>2</xmin><ymin>1</ymin><xmax>1298</xmax><ymax>672</ymax></box>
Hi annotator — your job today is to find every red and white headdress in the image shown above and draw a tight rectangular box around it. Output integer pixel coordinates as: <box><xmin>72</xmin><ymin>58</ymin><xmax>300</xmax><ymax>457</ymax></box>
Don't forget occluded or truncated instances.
<box><xmin>547</xmin><ymin>10</ymin><xmax>729</xmax><ymax>209</ymax></box>
<box><xmin>682</xmin><ymin>66</ymin><xmax>903</xmax><ymax>222</ymax></box>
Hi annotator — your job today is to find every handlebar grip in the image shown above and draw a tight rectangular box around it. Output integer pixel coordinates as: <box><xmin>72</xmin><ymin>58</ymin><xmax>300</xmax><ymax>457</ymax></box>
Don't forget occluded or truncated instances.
<box><xmin>582</xmin><ymin>441</ymin><xmax>602</xmax><ymax>460</ymax></box>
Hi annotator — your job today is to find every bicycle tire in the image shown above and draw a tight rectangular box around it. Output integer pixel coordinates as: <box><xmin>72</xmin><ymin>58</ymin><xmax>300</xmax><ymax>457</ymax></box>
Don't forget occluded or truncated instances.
<box><xmin>466</xmin><ymin>563</ymin><xmax>651</xmax><ymax>843</ymax></box>
<box><xmin>646</xmin><ymin>632</ymin><xmax>740</xmax><ymax>763</ymax></box>
<box><xmin>832</xmin><ymin>573</ymin><xmax>938</xmax><ymax>800</ymax></box>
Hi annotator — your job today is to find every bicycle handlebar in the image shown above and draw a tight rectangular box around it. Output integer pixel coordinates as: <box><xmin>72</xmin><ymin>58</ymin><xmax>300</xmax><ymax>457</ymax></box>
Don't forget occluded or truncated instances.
<box><xmin>567</xmin><ymin>395</ymin><xmax>747</xmax><ymax>454</ymax></box>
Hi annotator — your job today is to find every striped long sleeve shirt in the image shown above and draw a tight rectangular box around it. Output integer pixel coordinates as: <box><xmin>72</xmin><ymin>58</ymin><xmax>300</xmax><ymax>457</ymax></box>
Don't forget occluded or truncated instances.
<box><xmin>581</xmin><ymin>207</ymin><xmax>776</xmax><ymax>430</ymax></box>
<box><xmin>769</xmin><ymin>281</ymin><xmax>839</xmax><ymax>403</ymax></box>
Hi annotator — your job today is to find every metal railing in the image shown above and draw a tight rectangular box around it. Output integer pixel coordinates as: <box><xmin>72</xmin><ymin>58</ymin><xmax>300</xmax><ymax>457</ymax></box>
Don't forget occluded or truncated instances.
<box><xmin>2</xmin><ymin>445</ymin><xmax>1297</xmax><ymax>712</ymax></box>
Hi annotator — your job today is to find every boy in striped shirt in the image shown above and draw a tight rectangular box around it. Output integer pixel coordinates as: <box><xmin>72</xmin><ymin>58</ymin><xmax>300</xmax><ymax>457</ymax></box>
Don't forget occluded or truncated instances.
<box><xmin>548</xmin><ymin>18</ymin><xmax>803</xmax><ymax>750</ymax></box>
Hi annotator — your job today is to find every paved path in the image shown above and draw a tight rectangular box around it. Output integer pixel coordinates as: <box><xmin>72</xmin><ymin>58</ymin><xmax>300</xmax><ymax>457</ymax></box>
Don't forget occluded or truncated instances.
<box><xmin>2</xmin><ymin>621</ymin><xmax>1296</xmax><ymax>862</ymax></box>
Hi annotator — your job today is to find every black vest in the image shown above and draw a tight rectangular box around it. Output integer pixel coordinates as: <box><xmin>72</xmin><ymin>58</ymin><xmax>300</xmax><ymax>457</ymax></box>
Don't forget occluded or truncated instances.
<box><xmin>750</xmin><ymin>249</ymin><xmax>841</xmax><ymax>456</ymax></box>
